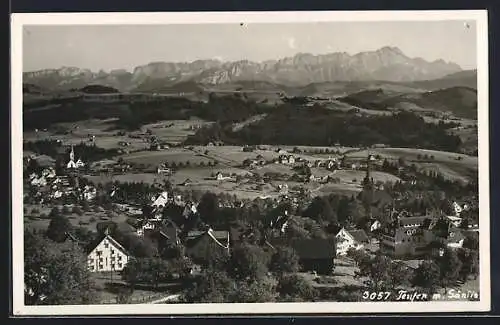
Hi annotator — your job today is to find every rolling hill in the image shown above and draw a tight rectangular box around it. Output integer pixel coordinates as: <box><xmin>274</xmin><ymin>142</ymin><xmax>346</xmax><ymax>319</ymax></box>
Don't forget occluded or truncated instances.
<box><xmin>338</xmin><ymin>86</ymin><xmax>478</xmax><ymax>119</ymax></box>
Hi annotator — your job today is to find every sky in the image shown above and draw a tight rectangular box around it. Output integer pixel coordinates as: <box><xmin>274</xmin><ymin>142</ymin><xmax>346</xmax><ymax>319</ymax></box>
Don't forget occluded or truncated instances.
<box><xmin>23</xmin><ymin>21</ymin><xmax>477</xmax><ymax>72</ymax></box>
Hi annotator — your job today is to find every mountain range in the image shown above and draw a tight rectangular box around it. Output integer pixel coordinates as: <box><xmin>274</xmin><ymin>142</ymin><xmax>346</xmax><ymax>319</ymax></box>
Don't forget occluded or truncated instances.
<box><xmin>23</xmin><ymin>46</ymin><xmax>467</xmax><ymax>93</ymax></box>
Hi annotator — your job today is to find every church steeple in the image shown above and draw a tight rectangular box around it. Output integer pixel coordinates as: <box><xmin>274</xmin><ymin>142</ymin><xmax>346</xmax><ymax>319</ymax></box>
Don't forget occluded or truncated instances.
<box><xmin>363</xmin><ymin>153</ymin><xmax>374</xmax><ymax>190</ymax></box>
<box><xmin>69</xmin><ymin>145</ymin><xmax>75</xmax><ymax>162</ymax></box>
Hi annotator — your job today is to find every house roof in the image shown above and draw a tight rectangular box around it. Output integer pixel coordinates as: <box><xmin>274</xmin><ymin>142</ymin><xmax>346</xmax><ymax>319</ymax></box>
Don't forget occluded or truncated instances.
<box><xmin>346</xmin><ymin>229</ymin><xmax>369</xmax><ymax>243</ymax></box>
<box><xmin>87</xmin><ymin>234</ymin><xmax>130</xmax><ymax>256</ymax></box>
<box><xmin>290</xmin><ymin>239</ymin><xmax>336</xmax><ymax>259</ymax></box>
<box><xmin>116</xmin><ymin>222</ymin><xmax>136</xmax><ymax>234</ymax></box>
<box><xmin>398</xmin><ymin>216</ymin><xmax>435</xmax><ymax>228</ymax></box>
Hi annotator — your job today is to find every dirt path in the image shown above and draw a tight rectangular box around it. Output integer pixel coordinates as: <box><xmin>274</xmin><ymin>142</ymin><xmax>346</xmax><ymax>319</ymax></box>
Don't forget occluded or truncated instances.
<box><xmin>147</xmin><ymin>294</ymin><xmax>181</xmax><ymax>304</ymax></box>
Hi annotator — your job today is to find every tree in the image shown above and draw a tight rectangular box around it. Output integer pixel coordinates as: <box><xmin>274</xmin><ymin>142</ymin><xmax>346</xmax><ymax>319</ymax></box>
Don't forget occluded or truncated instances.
<box><xmin>463</xmin><ymin>232</ymin><xmax>479</xmax><ymax>251</ymax></box>
<box><xmin>389</xmin><ymin>261</ymin><xmax>412</xmax><ymax>288</ymax></box>
<box><xmin>46</xmin><ymin>213</ymin><xmax>73</xmax><ymax>243</ymax></box>
<box><xmin>228</xmin><ymin>243</ymin><xmax>270</xmax><ymax>281</ymax></box>
<box><xmin>458</xmin><ymin>248</ymin><xmax>479</xmax><ymax>281</ymax></box>
<box><xmin>181</xmin><ymin>271</ymin><xmax>236</xmax><ymax>303</ymax></box>
<box><xmin>49</xmin><ymin>207</ymin><xmax>61</xmax><ymax>218</ymax></box>
<box><xmin>197</xmin><ymin>192</ymin><xmax>220</xmax><ymax>226</ymax></box>
<box><xmin>412</xmin><ymin>260</ymin><xmax>441</xmax><ymax>296</ymax></box>
<box><xmin>61</xmin><ymin>205</ymin><xmax>71</xmax><ymax>215</ymax></box>
<box><xmin>233</xmin><ymin>276</ymin><xmax>277</xmax><ymax>303</ymax></box>
<box><xmin>355</xmin><ymin>254</ymin><xmax>393</xmax><ymax>291</ymax></box>
<box><xmin>72</xmin><ymin>206</ymin><xmax>83</xmax><ymax>216</ymax></box>
<box><xmin>347</xmin><ymin>248</ymin><xmax>369</xmax><ymax>267</ymax></box>
<box><xmin>122</xmin><ymin>257</ymin><xmax>173</xmax><ymax>289</ymax></box>
<box><xmin>432</xmin><ymin>217</ymin><xmax>451</xmax><ymax>239</ymax></box>
<box><xmin>269</xmin><ymin>246</ymin><xmax>300</xmax><ymax>275</ymax></box>
<box><xmin>24</xmin><ymin>230</ymin><xmax>98</xmax><ymax>305</ymax></box>
<box><xmin>27</xmin><ymin>158</ymin><xmax>41</xmax><ymax>175</ymax></box>
<box><xmin>73</xmin><ymin>227</ymin><xmax>95</xmax><ymax>246</ymax></box>
<box><xmin>303</xmin><ymin>196</ymin><xmax>337</xmax><ymax>224</ymax></box>
<box><xmin>435</xmin><ymin>248</ymin><xmax>463</xmax><ymax>291</ymax></box>
<box><xmin>276</xmin><ymin>274</ymin><xmax>317</xmax><ymax>302</ymax></box>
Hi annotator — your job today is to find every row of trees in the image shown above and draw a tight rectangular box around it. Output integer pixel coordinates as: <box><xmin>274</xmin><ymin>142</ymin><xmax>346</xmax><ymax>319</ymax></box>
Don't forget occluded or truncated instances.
<box><xmin>187</xmin><ymin>107</ymin><xmax>463</xmax><ymax>153</ymax></box>
<box><xmin>348</xmin><ymin>241</ymin><xmax>479</xmax><ymax>299</ymax></box>
<box><xmin>24</xmin><ymin>229</ymin><xmax>99</xmax><ymax>305</ymax></box>
<box><xmin>180</xmin><ymin>243</ymin><xmax>318</xmax><ymax>303</ymax></box>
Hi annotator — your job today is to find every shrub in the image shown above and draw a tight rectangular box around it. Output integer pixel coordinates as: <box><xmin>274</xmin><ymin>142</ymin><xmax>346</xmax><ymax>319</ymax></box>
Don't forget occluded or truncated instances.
<box><xmin>39</xmin><ymin>213</ymin><xmax>49</xmax><ymax>219</ymax></box>
<box><xmin>82</xmin><ymin>201</ymin><xmax>91</xmax><ymax>212</ymax></box>
<box><xmin>89</xmin><ymin>216</ymin><xmax>97</xmax><ymax>223</ymax></box>
<box><xmin>31</xmin><ymin>208</ymin><xmax>40</xmax><ymax>214</ymax></box>
<box><xmin>72</xmin><ymin>206</ymin><xmax>83</xmax><ymax>215</ymax></box>
<box><xmin>62</xmin><ymin>206</ymin><xmax>71</xmax><ymax>214</ymax></box>
<box><xmin>352</xmin><ymin>179</ymin><xmax>357</xmax><ymax>183</ymax></box>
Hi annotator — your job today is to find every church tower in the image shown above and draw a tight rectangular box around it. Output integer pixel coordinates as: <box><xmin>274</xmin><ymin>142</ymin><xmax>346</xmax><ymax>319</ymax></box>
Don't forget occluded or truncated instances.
<box><xmin>362</xmin><ymin>153</ymin><xmax>375</xmax><ymax>219</ymax></box>
<box><xmin>363</xmin><ymin>154</ymin><xmax>374</xmax><ymax>190</ymax></box>
<box><xmin>69</xmin><ymin>145</ymin><xmax>75</xmax><ymax>162</ymax></box>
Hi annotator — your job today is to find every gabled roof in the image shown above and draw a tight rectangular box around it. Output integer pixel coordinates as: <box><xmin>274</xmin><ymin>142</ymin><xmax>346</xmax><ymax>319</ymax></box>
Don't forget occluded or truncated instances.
<box><xmin>347</xmin><ymin>229</ymin><xmax>369</xmax><ymax>243</ymax></box>
<box><xmin>152</xmin><ymin>191</ymin><xmax>169</xmax><ymax>207</ymax></box>
<box><xmin>399</xmin><ymin>216</ymin><xmax>435</xmax><ymax>228</ymax></box>
<box><xmin>87</xmin><ymin>234</ymin><xmax>130</xmax><ymax>256</ymax></box>
<box><xmin>290</xmin><ymin>239</ymin><xmax>336</xmax><ymax>259</ymax></box>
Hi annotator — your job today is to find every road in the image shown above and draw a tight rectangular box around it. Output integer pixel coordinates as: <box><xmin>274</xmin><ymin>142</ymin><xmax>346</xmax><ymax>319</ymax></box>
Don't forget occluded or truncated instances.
<box><xmin>147</xmin><ymin>294</ymin><xmax>181</xmax><ymax>304</ymax></box>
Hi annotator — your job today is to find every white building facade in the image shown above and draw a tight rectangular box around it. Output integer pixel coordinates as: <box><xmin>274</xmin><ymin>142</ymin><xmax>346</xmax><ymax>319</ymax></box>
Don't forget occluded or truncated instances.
<box><xmin>87</xmin><ymin>235</ymin><xmax>130</xmax><ymax>272</ymax></box>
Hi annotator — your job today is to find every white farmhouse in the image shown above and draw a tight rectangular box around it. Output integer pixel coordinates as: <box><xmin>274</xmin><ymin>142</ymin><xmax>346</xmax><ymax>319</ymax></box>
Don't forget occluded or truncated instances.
<box><xmin>87</xmin><ymin>234</ymin><xmax>130</xmax><ymax>272</ymax></box>
<box><xmin>335</xmin><ymin>228</ymin><xmax>369</xmax><ymax>256</ymax></box>
<box><xmin>152</xmin><ymin>191</ymin><xmax>169</xmax><ymax>209</ymax></box>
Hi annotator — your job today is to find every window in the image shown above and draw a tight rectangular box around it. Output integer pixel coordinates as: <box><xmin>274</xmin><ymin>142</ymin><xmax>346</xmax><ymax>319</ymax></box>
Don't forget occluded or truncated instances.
<box><xmin>104</xmin><ymin>242</ymin><xmax>109</xmax><ymax>248</ymax></box>
<box><xmin>118</xmin><ymin>256</ymin><xmax>122</xmax><ymax>261</ymax></box>
<box><xmin>105</xmin><ymin>257</ymin><xmax>108</xmax><ymax>266</ymax></box>
<box><xmin>118</xmin><ymin>263</ymin><xmax>122</xmax><ymax>268</ymax></box>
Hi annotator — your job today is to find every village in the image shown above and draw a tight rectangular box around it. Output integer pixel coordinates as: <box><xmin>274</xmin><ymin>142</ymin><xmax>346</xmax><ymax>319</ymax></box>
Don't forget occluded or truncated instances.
<box><xmin>23</xmin><ymin>128</ymin><xmax>480</xmax><ymax>304</ymax></box>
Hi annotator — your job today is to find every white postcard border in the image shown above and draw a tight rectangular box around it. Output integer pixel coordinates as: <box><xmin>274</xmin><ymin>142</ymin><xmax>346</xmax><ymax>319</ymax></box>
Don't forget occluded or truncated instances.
<box><xmin>11</xmin><ymin>10</ymin><xmax>490</xmax><ymax>316</ymax></box>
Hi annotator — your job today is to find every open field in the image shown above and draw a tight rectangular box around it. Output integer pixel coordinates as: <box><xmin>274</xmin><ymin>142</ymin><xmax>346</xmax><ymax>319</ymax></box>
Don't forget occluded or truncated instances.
<box><xmin>331</xmin><ymin>169</ymin><xmax>401</xmax><ymax>184</ymax></box>
<box><xmin>253</xmin><ymin>163</ymin><xmax>296</xmax><ymax>176</ymax></box>
<box><xmin>120</xmin><ymin>148</ymin><xmax>215</xmax><ymax>166</ymax></box>
<box><xmin>24</xmin><ymin>204</ymin><xmax>130</xmax><ymax>233</ymax></box>
<box><xmin>84</xmin><ymin>172</ymin><xmax>171</xmax><ymax>185</ymax></box>
<box><xmin>316</xmin><ymin>183</ymin><xmax>362</xmax><ymax>196</ymax></box>
<box><xmin>91</xmin><ymin>272</ymin><xmax>171</xmax><ymax>304</ymax></box>
<box><xmin>345</xmin><ymin>147</ymin><xmax>478</xmax><ymax>182</ymax></box>
<box><xmin>24</xmin><ymin>118</ymin><xmax>214</xmax><ymax>152</ymax></box>
<box><xmin>141</xmin><ymin>119</ymin><xmax>214</xmax><ymax>144</ymax></box>
<box><xmin>346</xmin><ymin>147</ymin><xmax>477</xmax><ymax>165</ymax></box>
<box><xmin>191</xmin><ymin>145</ymin><xmax>266</xmax><ymax>166</ymax></box>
